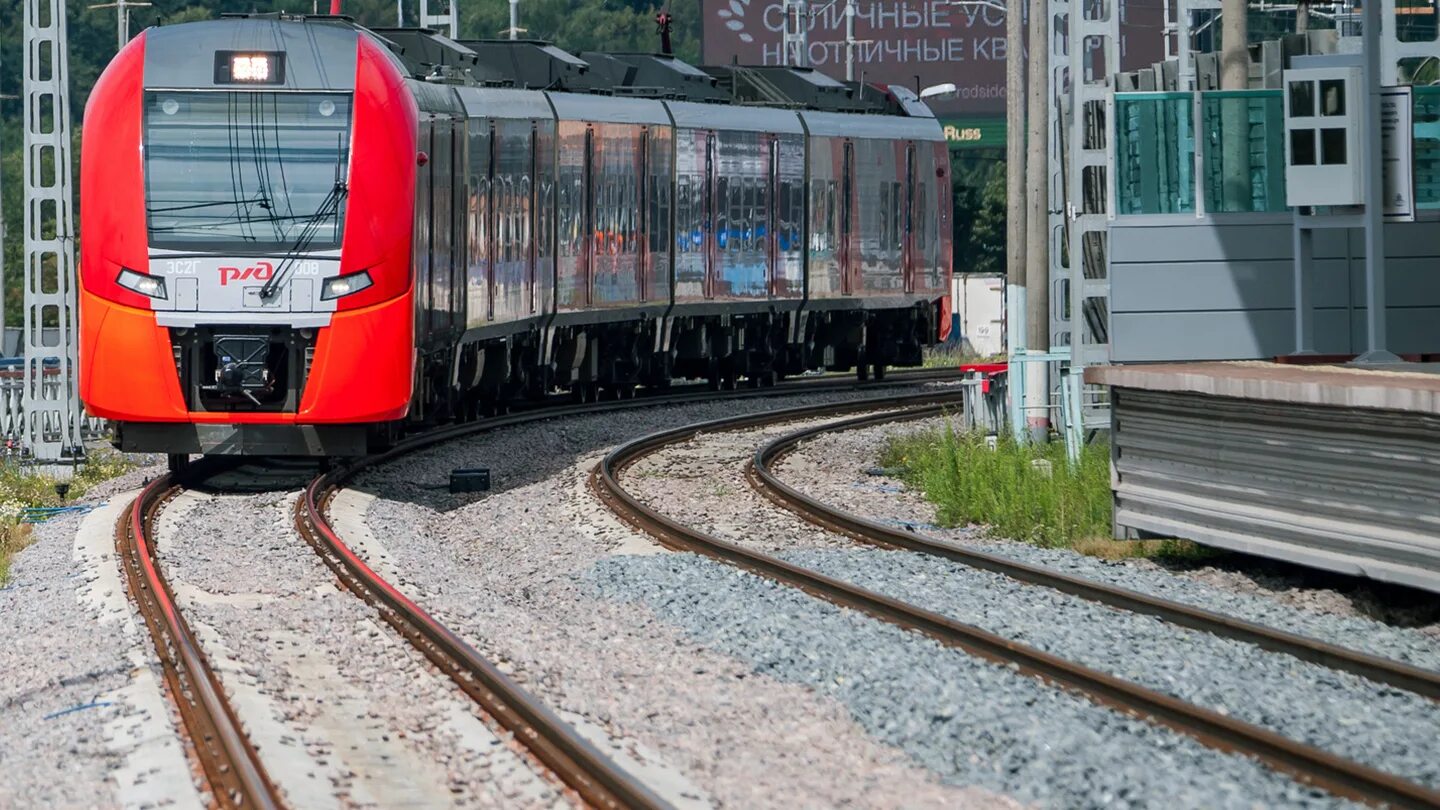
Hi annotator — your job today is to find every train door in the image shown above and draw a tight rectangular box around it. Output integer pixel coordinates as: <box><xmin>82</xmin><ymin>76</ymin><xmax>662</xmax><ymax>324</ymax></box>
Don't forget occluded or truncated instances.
<box><xmin>430</xmin><ymin>122</ymin><xmax>452</xmax><ymax>338</ymax></box>
<box><xmin>638</xmin><ymin>128</ymin><xmax>650</xmax><ymax>303</ymax></box>
<box><xmin>451</xmin><ymin>118</ymin><xmax>467</xmax><ymax>334</ymax></box>
<box><xmin>485</xmin><ymin>123</ymin><xmax>498</xmax><ymax>321</ymax></box>
<box><xmin>704</xmin><ymin>132</ymin><xmax>717</xmax><ymax>300</ymax></box>
<box><xmin>840</xmin><ymin>140</ymin><xmax>855</xmax><ymax>296</ymax></box>
<box><xmin>529</xmin><ymin>124</ymin><xmax>540</xmax><ymax>315</ymax></box>
<box><xmin>584</xmin><ymin>125</ymin><xmax>596</xmax><ymax>308</ymax></box>
<box><xmin>766</xmin><ymin>135</ymin><xmax>779</xmax><ymax>298</ymax></box>
<box><xmin>478</xmin><ymin>119</ymin><xmax>495</xmax><ymax>321</ymax></box>
<box><xmin>904</xmin><ymin>142</ymin><xmax>917</xmax><ymax>295</ymax></box>
<box><xmin>416</xmin><ymin>119</ymin><xmax>434</xmax><ymax>341</ymax></box>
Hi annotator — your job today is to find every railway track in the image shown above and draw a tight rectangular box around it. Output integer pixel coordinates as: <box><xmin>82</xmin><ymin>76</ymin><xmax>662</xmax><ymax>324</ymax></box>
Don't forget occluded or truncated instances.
<box><xmin>115</xmin><ymin>369</ymin><xmax>962</xmax><ymax>807</ymax></box>
<box><xmin>747</xmin><ymin>404</ymin><xmax>1440</xmax><ymax>702</ymax></box>
<box><xmin>590</xmin><ymin>394</ymin><xmax>1440</xmax><ymax>809</ymax></box>
<box><xmin>115</xmin><ymin>474</ymin><xmax>283</xmax><ymax>810</ymax></box>
<box><xmin>291</xmin><ymin>371</ymin><xmax>963</xmax><ymax>808</ymax></box>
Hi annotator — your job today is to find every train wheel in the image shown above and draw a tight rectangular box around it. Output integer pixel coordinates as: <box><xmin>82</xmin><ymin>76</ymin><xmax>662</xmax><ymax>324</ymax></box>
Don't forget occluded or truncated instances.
<box><xmin>873</xmin><ymin>363</ymin><xmax>887</xmax><ymax>381</ymax></box>
<box><xmin>856</xmin><ymin>362</ymin><xmax>870</xmax><ymax>382</ymax></box>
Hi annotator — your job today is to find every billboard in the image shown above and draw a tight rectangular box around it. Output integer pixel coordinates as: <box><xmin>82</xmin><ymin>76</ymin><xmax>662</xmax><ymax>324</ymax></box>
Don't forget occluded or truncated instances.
<box><xmin>701</xmin><ymin>0</ymin><xmax>1167</xmax><ymax>117</ymax></box>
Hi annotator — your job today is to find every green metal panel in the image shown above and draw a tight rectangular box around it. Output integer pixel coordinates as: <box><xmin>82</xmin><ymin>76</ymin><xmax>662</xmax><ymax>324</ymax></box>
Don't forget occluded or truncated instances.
<box><xmin>1115</xmin><ymin>93</ymin><xmax>1196</xmax><ymax>215</ymax></box>
<box><xmin>1201</xmin><ymin>90</ymin><xmax>1287</xmax><ymax>213</ymax></box>
<box><xmin>1414</xmin><ymin>87</ymin><xmax>1440</xmax><ymax>210</ymax></box>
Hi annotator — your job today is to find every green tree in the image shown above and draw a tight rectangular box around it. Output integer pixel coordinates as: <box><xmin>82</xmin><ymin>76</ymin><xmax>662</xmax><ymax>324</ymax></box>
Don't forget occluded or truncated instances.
<box><xmin>949</xmin><ymin>151</ymin><xmax>1005</xmax><ymax>275</ymax></box>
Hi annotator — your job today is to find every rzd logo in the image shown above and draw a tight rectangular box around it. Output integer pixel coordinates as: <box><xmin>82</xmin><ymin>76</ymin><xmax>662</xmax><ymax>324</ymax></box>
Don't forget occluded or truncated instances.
<box><xmin>218</xmin><ymin>261</ymin><xmax>275</xmax><ymax>286</ymax></box>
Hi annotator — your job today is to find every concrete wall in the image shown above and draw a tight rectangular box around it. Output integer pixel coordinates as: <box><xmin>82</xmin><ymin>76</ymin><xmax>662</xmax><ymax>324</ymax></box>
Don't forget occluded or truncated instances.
<box><xmin>1108</xmin><ymin>217</ymin><xmax>1440</xmax><ymax>362</ymax></box>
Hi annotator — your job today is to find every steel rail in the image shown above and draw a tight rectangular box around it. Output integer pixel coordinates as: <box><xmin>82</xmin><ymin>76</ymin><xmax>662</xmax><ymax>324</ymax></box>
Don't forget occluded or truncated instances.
<box><xmin>290</xmin><ymin>370</ymin><xmax>961</xmax><ymax>807</ymax></box>
<box><xmin>591</xmin><ymin>396</ymin><xmax>1440</xmax><ymax>809</ymax></box>
<box><xmin>747</xmin><ymin>404</ymin><xmax>1440</xmax><ymax>702</ymax></box>
<box><xmin>295</xmin><ymin>486</ymin><xmax>668</xmax><ymax>810</ymax></box>
<box><xmin>117</xmin><ymin>475</ymin><xmax>285</xmax><ymax>810</ymax></box>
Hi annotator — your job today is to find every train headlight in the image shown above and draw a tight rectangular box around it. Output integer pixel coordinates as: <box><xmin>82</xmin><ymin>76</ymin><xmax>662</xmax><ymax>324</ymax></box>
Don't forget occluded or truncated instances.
<box><xmin>116</xmin><ymin>268</ymin><xmax>167</xmax><ymax>300</ymax></box>
<box><xmin>321</xmin><ymin>270</ymin><xmax>373</xmax><ymax>301</ymax></box>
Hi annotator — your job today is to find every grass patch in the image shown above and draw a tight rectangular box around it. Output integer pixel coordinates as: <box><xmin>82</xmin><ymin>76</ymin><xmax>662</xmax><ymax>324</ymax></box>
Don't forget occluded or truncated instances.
<box><xmin>882</xmin><ymin>422</ymin><xmax>1215</xmax><ymax>562</ymax></box>
<box><xmin>0</xmin><ymin>449</ymin><xmax>139</xmax><ymax>583</ymax></box>
<box><xmin>0</xmin><ymin>522</ymin><xmax>34</xmax><ymax>584</ymax></box>
<box><xmin>921</xmin><ymin>345</ymin><xmax>1005</xmax><ymax>369</ymax></box>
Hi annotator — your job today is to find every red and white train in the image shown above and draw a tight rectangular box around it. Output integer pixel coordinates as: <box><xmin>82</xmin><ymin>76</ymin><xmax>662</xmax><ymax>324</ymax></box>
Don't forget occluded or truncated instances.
<box><xmin>79</xmin><ymin>15</ymin><xmax>952</xmax><ymax>461</ymax></box>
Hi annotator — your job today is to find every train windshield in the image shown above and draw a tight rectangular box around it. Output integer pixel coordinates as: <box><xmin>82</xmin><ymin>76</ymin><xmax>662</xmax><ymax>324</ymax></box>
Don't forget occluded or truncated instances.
<box><xmin>143</xmin><ymin>91</ymin><xmax>351</xmax><ymax>250</ymax></box>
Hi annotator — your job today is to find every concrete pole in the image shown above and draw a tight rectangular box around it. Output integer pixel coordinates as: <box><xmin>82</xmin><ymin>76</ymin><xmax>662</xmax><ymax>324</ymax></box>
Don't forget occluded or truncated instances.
<box><xmin>510</xmin><ymin>0</ymin><xmax>519</xmax><ymax>39</ymax></box>
<box><xmin>1220</xmin><ymin>0</ymin><xmax>1250</xmax><ymax>211</ymax></box>
<box><xmin>1295</xmin><ymin>0</ymin><xmax>1310</xmax><ymax>34</ymax></box>
<box><xmin>1005</xmin><ymin>0</ymin><xmax>1027</xmax><ymax>349</ymax></box>
<box><xmin>1220</xmin><ymin>0</ymin><xmax>1249</xmax><ymax>89</ymax></box>
<box><xmin>1023</xmin><ymin>0</ymin><xmax>1049</xmax><ymax>441</ymax></box>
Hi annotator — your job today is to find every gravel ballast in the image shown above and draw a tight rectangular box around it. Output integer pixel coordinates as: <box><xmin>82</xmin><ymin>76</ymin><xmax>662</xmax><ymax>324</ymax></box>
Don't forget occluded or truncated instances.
<box><xmin>618</xmin><ymin>413</ymin><xmax>1439</xmax><ymax>801</ymax></box>
<box><xmin>779</xmin><ymin>547</ymin><xmax>1440</xmax><ymax>790</ymax></box>
<box><xmin>584</xmin><ymin>552</ymin><xmax>1345</xmax><ymax>809</ymax></box>
<box><xmin>777</xmin><ymin>418</ymin><xmax>1440</xmax><ymax>671</ymax></box>
<box><xmin>156</xmin><ymin>488</ymin><xmax>568</xmax><ymax>809</ymax></box>
<box><xmin>355</xmin><ymin>388</ymin><xmax>1011</xmax><ymax>808</ymax></box>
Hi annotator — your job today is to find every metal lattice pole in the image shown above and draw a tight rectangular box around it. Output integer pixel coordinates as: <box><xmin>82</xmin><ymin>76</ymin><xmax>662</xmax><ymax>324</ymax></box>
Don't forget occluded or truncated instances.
<box><xmin>782</xmin><ymin>0</ymin><xmax>809</xmax><ymax>67</ymax></box>
<box><xmin>421</xmin><ymin>0</ymin><xmax>458</xmax><ymax>38</ymax></box>
<box><xmin>23</xmin><ymin>0</ymin><xmax>84</xmax><ymax>468</ymax></box>
<box><xmin>88</xmin><ymin>0</ymin><xmax>152</xmax><ymax>52</ymax></box>
<box><xmin>0</xmin><ymin>63</ymin><xmax>11</xmax><ymax>353</ymax></box>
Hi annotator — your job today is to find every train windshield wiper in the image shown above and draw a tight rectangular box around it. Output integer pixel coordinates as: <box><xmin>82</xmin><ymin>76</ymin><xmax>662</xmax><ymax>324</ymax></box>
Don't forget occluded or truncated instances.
<box><xmin>257</xmin><ymin>180</ymin><xmax>347</xmax><ymax>301</ymax></box>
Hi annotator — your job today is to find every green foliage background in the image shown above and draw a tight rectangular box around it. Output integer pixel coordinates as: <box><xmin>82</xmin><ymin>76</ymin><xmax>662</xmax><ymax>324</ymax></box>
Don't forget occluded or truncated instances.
<box><xmin>0</xmin><ymin>0</ymin><xmax>997</xmax><ymax>337</ymax></box>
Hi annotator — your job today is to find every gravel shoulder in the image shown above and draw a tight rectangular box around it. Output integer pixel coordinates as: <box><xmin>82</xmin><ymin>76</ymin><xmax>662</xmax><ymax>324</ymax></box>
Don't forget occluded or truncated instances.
<box><xmin>354</xmin><ymin>391</ymin><xmax>1008</xmax><ymax>809</ymax></box>
<box><xmin>0</xmin><ymin>495</ymin><xmax>200</xmax><ymax>809</ymax></box>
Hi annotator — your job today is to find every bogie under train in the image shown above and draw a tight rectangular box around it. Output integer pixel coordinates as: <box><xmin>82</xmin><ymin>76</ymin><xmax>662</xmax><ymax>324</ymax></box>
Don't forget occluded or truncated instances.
<box><xmin>78</xmin><ymin>15</ymin><xmax>953</xmax><ymax>458</ymax></box>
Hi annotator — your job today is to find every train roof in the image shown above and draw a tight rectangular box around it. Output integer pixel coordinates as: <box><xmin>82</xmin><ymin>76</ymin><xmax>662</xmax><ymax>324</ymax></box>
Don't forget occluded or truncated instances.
<box><xmin>360</xmin><ymin>20</ymin><xmax>931</xmax><ymax>118</ymax></box>
<box><xmin>183</xmin><ymin>15</ymin><xmax>936</xmax><ymax>120</ymax></box>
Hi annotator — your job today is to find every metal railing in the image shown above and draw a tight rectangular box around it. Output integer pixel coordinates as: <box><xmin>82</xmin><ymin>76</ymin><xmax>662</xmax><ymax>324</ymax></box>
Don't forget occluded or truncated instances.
<box><xmin>0</xmin><ymin>368</ymin><xmax>107</xmax><ymax>457</ymax></box>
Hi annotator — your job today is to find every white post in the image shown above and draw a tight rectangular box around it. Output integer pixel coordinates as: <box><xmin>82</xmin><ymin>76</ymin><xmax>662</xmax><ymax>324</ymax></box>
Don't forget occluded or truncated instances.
<box><xmin>844</xmin><ymin>0</ymin><xmax>856</xmax><ymax>81</ymax></box>
<box><xmin>783</xmin><ymin>0</ymin><xmax>809</xmax><ymax>67</ymax></box>
<box><xmin>509</xmin><ymin>0</ymin><xmax>519</xmax><ymax>39</ymax></box>
<box><xmin>1005</xmin><ymin>0</ymin><xmax>1026</xmax><ymax>368</ymax></box>
<box><xmin>1024</xmin><ymin>0</ymin><xmax>1049</xmax><ymax>442</ymax></box>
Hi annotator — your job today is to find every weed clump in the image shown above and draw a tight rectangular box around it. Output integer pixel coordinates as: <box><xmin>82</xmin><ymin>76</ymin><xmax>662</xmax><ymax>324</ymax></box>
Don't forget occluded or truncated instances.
<box><xmin>884</xmin><ymin>423</ymin><xmax>1217</xmax><ymax>562</ymax></box>
<box><xmin>0</xmin><ymin>449</ymin><xmax>138</xmax><ymax>582</ymax></box>
<box><xmin>884</xmin><ymin>422</ymin><xmax>1110</xmax><ymax>547</ymax></box>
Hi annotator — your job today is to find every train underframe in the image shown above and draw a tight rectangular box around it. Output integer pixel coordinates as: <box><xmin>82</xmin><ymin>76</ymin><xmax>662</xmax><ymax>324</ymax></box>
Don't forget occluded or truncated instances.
<box><xmin>414</xmin><ymin>300</ymin><xmax>936</xmax><ymax>429</ymax></box>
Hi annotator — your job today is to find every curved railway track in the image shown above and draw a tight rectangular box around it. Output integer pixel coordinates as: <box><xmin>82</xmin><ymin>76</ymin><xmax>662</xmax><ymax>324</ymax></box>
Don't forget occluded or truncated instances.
<box><xmin>287</xmin><ymin>370</ymin><xmax>965</xmax><ymax>808</ymax></box>
<box><xmin>590</xmin><ymin>395</ymin><xmax>1440</xmax><ymax>809</ymax></box>
<box><xmin>747</xmin><ymin>404</ymin><xmax>1440</xmax><ymax>702</ymax></box>
<box><xmin>116</xmin><ymin>369</ymin><xmax>961</xmax><ymax>808</ymax></box>
<box><xmin>116</xmin><ymin>474</ymin><xmax>284</xmax><ymax>810</ymax></box>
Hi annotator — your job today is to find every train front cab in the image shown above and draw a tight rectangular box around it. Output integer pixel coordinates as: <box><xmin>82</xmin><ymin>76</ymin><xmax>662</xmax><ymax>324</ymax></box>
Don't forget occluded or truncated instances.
<box><xmin>79</xmin><ymin>20</ymin><xmax>419</xmax><ymax>456</ymax></box>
